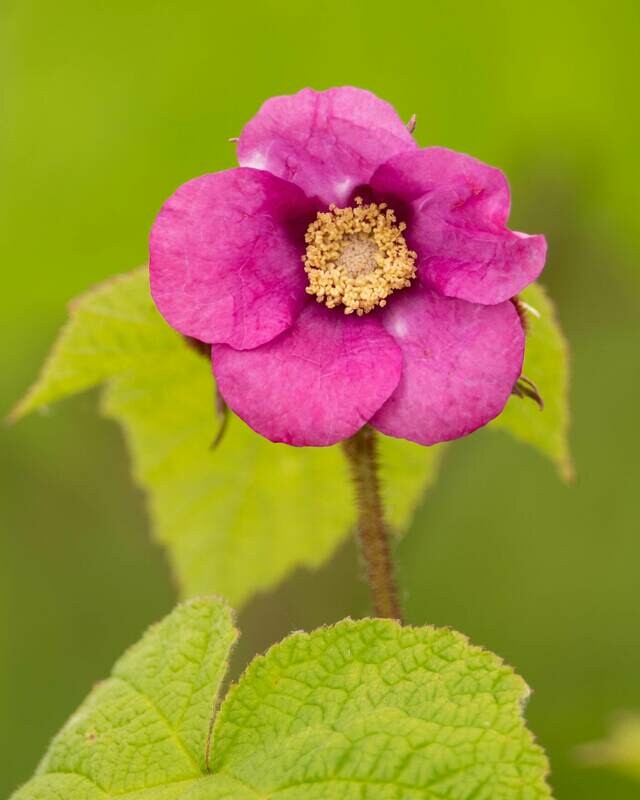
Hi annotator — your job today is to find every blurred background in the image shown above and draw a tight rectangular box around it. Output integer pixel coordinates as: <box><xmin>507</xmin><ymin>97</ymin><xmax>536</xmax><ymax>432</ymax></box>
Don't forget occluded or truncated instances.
<box><xmin>2</xmin><ymin>1</ymin><xmax>639</xmax><ymax>796</ymax></box>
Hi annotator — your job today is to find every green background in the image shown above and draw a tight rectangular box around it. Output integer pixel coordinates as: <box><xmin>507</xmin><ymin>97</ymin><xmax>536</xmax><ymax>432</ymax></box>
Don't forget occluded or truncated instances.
<box><xmin>1</xmin><ymin>1</ymin><xmax>638</xmax><ymax>797</ymax></box>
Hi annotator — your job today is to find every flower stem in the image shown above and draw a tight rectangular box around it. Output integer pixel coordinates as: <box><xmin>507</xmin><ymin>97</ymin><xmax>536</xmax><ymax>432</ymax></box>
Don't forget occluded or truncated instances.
<box><xmin>342</xmin><ymin>426</ymin><xmax>402</xmax><ymax>621</ymax></box>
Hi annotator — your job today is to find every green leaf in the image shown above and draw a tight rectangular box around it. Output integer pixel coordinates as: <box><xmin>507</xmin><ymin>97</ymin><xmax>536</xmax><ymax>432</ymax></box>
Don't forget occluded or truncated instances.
<box><xmin>11</xmin><ymin>268</ymin><xmax>442</xmax><ymax>606</ymax></box>
<box><xmin>12</xmin><ymin>598</ymin><xmax>552</xmax><ymax>799</ymax></box>
<box><xmin>577</xmin><ymin>713</ymin><xmax>640</xmax><ymax>781</ymax></box>
<box><xmin>12</xmin><ymin>597</ymin><xmax>238</xmax><ymax>800</ymax></box>
<box><xmin>490</xmin><ymin>283</ymin><xmax>573</xmax><ymax>481</ymax></box>
<box><xmin>9</xmin><ymin>268</ymin><xmax>179</xmax><ymax>419</ymax></box>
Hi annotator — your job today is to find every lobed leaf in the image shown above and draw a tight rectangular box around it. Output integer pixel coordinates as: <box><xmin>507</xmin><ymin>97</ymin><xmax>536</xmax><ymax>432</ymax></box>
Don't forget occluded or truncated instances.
<box><xmin>12</xmin><ymin>598</ymin><xmax>237</xmax><ymax>800</ymax></box>
<box><xmin>9</xmin><ymin>268</ymin><xmax>177</xmax><ymax>420</ymax></box>
<box><xmin>12</xmin><ymin>598</ymin><xmax>552</xmax><ymax>800</ymax></box>
<box><xmin>11</xmin><ymin>268</ymin><xmax>442</xmax><ymax>606</ymax></box>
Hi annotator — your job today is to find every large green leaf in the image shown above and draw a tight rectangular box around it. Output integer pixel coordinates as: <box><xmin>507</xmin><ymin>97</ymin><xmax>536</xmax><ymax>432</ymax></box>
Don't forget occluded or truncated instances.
<box><xmin>11</xmin><ymin>597</ymin><xmax>238</xmax><ymax>800</ymax></box>
<box><xmin>11</xmin><ymin>268</ymin><xmax>442</xmax><ymax>606</ymax></box>
<box><xmin>12</xmin><ymin>597</ymin><xmax>552</xmax><ymax>799</ymax></box>
<box><xmin>491</xmin><ymin>283</ymin><xmax>573</xmax><ymax>481</ymax></box>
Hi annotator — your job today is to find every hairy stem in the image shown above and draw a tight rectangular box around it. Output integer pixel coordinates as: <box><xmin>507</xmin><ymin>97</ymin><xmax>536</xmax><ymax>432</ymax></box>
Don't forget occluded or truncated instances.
<box><xmin>342</xmin><ymin>426</ymin><xmax>402</xmax><ymax>621</ymax></box>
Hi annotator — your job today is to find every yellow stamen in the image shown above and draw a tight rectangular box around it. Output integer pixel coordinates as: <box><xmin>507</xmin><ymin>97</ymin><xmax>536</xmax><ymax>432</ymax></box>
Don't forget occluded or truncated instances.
<box><xmin>302</xmin><ymin>197</ymin><xmax>417</xmax><ymax>315</ymax></box>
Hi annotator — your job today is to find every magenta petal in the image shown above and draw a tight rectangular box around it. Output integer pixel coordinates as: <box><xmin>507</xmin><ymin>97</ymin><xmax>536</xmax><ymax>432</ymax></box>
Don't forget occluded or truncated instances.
<box><xmin>371</xmin><ymin>147</ymin><xmax>547</xmax><ymax>304</ymax></box>
<box><xmin>371</xmin><ymin>288</ymin><xmax>524</xmax><ymax>445</ymax></box>
<box><xmin>237</xmin><ymin>87</ymin><xmax>417</xmax><ymax>206</ymax></box>
<box><xmin>150</xmin><ymin>168</ymin><xmax>315</xmax><ymax>350</ymax></box>
<box><xmin>212</xmin><ymin>303</ymin><xmax>402</xmax><ymax>446</ymax></box>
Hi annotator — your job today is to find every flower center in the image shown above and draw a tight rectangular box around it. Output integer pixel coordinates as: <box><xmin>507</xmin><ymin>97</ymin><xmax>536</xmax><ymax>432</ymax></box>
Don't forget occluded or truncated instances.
<box><xmin>302</xmin><ymin>198</ymin><xmax>417</xmax><ymax>315</ymax></box>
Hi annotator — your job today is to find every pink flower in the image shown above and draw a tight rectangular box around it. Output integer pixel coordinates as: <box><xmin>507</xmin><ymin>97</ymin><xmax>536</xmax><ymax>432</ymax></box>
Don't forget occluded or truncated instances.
<box><xmin>150</xmin><ymin>87</ymin><xmax>546</xmax><ymax>447</ymax></box>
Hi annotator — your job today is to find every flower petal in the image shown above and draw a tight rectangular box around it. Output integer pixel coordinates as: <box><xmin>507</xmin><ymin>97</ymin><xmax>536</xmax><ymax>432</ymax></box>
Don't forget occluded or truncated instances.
<box><xmin>237</xmin><ymin>87</ymin><xmax>417</xmax><ymax>206</ymax></box>
<box><xmin>212</xmin><ymin>303</ymin><xmax>402</xmax><ymax>446</ymax></box>
<box><xmin>371</xmin><ymin>147</ymin><xmax>546</xmax><ymax>304</ymax></box>
<box><xmin>150</xmin><ymin>168</ymin><xmax>315</xmax><ymax>350</ymax></box>
<box><xmin>371</xmin><ymin>287</ymin><xmax>524</xmax><ymax>445</ymax></box>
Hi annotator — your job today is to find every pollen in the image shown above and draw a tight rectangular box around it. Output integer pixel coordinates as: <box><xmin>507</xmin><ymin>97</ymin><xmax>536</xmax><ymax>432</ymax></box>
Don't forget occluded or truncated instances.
<box><xmin>302</xmin><ymin>198</ymin><xmax>417</xmax><ymax>315</ymax></box>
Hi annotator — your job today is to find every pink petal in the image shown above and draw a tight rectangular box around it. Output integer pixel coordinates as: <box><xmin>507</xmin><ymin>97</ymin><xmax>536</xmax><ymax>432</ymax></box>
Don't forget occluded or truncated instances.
<box><xmin>150</xmin><ymin>168</ymin><xmax>316</xmax><ymax>350</ymax></box>
<box><xmin>237</xmin><ymin>87</ymin><xmax>417</xmax><ymax>206</ymax></box>
<box><xmin>212</xmin><ymin>303</ymin><xmax>402</xmax><ymax>446</ymax></box>
<box><xmin>371</xmin><ymin>287</ymin><xmax>524</xmax><ymax>445</ymax></box>
<box><xmin>371</xmin><ymin>147</ymin><xmax>547</xmax><ymax>304</ymax></box>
